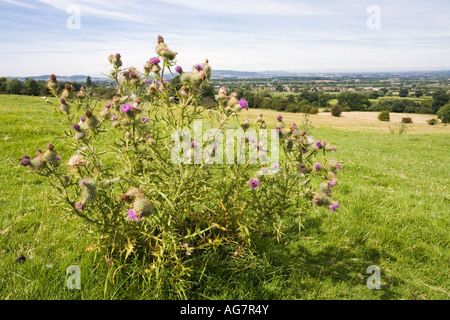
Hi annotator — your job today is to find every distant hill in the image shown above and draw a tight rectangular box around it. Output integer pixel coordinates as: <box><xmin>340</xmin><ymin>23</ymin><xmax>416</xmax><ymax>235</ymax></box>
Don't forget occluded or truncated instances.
<box><xmin>5</xmin><ymin>69</ymin><xmax>450</xmax><ymax>82</ymax></box>
<box><xmin>5</xmin><ymin>75</ymin><xmax>107</xmax><ymax>82</ymax></box>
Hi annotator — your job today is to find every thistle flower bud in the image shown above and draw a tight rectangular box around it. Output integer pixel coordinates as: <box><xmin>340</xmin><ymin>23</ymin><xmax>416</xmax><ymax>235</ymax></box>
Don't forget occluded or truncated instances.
<box><xmin>110</xmin><ymin>53</ymin><xmax>122</xmax><ymax>67</ymax></box>
<box><xmin>147</xmin><ymin>81</ymin><xmax>158</xmax><ymax>95</ymax></box>
<box><xmin>155</xmin><ymin>35</ymin><xmax>177</xmax><ymax>60</ymax></box>
<box><xmin>260</xmin><ymin>120</ymin><xmax>267</xmax><ymax>129</ymax></box>
<box><xmin>298</xmin><ymin>163</ymin><xmax>310</xmax><ymax>174</ymax></box>
<box><xmin>202</xmin><ymin>59</ymin><xmax>212</xmax><ymax>80</ymax></box>
<box><xmin>67</xmin><ymin>155</ymin><xmax>87</xmax><ymax>168</ymax></box>
<box><xmin>29</xmin><ymin>155</ymin><xmax>46</xmax><ymax>171</ymax></box>
<box><xmin>328</xmin><ymin>159</ymin><xmax>338</xmax><ymax>171</ymax></box>
<box><xmin>180</xmin><ymin>72</ymin><xmax>191</xmax><ymax>84</ymax></box>
<box><xmin>47</xmin><ymin>74</ymin><xmax>60</xmax><ymax>91</ymax></box>
<box><xmin>60</xmin><ymin>84</ymin><xmax>73</xmax><ymax>100</ymax></box>
<box><xmin>227</xmin><ymin>95</ymin><xmax>239</xmax><ymax>107</ymax></box>
<box><xmin>179</xmin><ymin>85</ymin><xmax>189</xmax><ymax>98</ymax></box>
<box><xmin>81</xmin><ymin>110</ymin><xmax>99</xmax><ymax>130</ymax></box>
<box><xmin>313</xmin><ymin>162</ymin><xmax>323</xmax><ymax>171</ymax></box>
<box><xmin>76</xmin><ymin>87</ymin><xmax>87</xmax><ymax>99</ymax></box>
<box><xmin>80</xmin><ymin>179</ymin><xmax>96</xmax><ymax>205</ymax></box>
<box><xmin>59</xmin><ymin>99</ymin><xmax>70</xmax><ymax>114</ymax></box>
<box><xmin>99</xmin><ymin>107</ymin><xmax>111</xmax><ymax>119</ymax></box>
<box><xmin>319</xmin><ymin>181</ymin><xmax>331</xmax><ymax>194</ymax></box>
<box><xmin>42</xmin><ymin>143</ymin><xmax>59</xmax><ymax>165</ymax></box>
<box><xmin>73</xmin><ymin>124</ymin><xmax>86</xmax><ymax>140</ymax></box>
<box><xmin>241</xmin><ymin>119</ymin><xmax>250</xmax><ymax>130</ymax></box>
<box><xmin>133</xmin><ymin>196</ymin><xmax>153</xmax><ymax>217</ymax></box>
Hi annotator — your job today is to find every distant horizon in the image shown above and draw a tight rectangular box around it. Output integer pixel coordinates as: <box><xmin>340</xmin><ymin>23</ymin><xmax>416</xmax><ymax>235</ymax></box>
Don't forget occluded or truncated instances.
<box><xmin>3</xmin><ymin>68</ymin><xmax>450</xmax><ymax>80</ymax></box>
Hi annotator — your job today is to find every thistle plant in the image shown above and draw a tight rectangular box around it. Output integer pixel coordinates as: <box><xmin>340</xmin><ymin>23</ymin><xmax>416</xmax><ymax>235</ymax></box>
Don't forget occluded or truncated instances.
<box><xmin>20</xmin><ymin>35</ymin><xmax>344</xmax><ymax>297</ymax></box>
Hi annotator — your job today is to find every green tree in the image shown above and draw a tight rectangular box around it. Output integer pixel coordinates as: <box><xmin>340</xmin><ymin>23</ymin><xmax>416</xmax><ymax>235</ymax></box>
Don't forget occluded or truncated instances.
<box><xmin>414</xmin><ymin>90</ymin><xmax>423</xmax><ymax>97</ymax></box>
<box><xmin>437</xmin><ymin>103</ymin><xmax>450</xmax><ymax>123</ymax></box>
<box><xmin>23</xmin><ymin>78</ymin><xmax>40</xmax><ymax>96</ymax></box>
<box><xmin>6</xmin><ymin>78</ymin><xmax>23</xmax><ymax>95</ymax></box>
<box><xmin>399</xmin><ymin>88</ymin><xmax>409</xmax><ymax>97</ymax></box>
<box><xmin>338</xmin><ymin>92</ymin><xmax>371</xmax><ymax>111</ymax></box>
<box><xmin>0</xmin><ymin>77</ymin><xmax>7</xmax><ymax>93</ymax></box>
<box><xmin>86</xmin><ymin>76</ymin><xmax>93</xmax><ymax>87</ymax></box>
<box><xmin>432</xmin><ymin>89</ymin><xmax>449</xmax><ymax>113</ymax></box>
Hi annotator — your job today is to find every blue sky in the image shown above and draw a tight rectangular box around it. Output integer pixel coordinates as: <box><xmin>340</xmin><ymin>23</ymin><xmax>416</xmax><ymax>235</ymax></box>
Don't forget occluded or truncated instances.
<box><xmin>1</xmin><ymin>0</ymin><xmax>450</xmax><ymax>76</ymax></box>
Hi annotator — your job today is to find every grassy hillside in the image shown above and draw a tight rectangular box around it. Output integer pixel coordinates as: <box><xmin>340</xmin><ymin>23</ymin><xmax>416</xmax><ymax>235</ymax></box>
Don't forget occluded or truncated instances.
<box><xmin>0</xmin><ymin>95</ymin><xmax>448</xmax><ymax>299</ymax></box>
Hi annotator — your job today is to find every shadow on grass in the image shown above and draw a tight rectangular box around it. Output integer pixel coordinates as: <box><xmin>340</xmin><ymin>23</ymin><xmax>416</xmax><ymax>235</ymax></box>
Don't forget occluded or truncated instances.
<box><xmin>187</xmin><ymin>221</ymin><xmax>403</xmax><ymax>300</ymax></box>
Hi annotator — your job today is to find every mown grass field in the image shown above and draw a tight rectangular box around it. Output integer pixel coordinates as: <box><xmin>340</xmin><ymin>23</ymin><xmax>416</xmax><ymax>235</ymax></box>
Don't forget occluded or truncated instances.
<box><xmin>0</xmin><ymin>94</ymin><xmax>449</xmax><ymax>300</ymax></box>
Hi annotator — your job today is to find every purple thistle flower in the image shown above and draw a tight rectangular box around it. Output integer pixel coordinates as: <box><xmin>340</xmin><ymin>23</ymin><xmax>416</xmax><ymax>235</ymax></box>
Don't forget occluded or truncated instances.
<box><xmin>111</xmin><ymin>115</ymin><xmax>118</xmax><ymax>121</ymax></box>
<box><xmin>239</xmin><ymin>98</ymin><xmax>248</xmax><ymax>109</ymax></box>
<box><xmin>80</xmin><ymin>116</ymin><xmax>86</xmax><ymax>122</ymax></box>
<box><xmin>301</xmin><ymin>148</ymin><xmax>307</xmax><ymax>154</ymax></box>
<box><xmin>80</xmin><ymin>180</ymin><xmax>87</xmax><ymax>186</ymax></box>
<box><xmin>149</xmin><ymin>57</ymin><xmax>160</xmax><ymax>64</ymax></box>
<box><xmin>259</xmin><ymin>113</ymin><xmax>263</xmax><ymax>117</ymax></box>
<box><xmin>144</xmin><ymin>79</ymin><xmax>149</xmax><ymax>83</ymax></box>
<box><xmin>146</xmin><ymin>134</ymin><xmax>153</xmax><ymax>139</ymax></box>
<box><xmin>60</xmin><ymin>98</ymin><xmax>66</xmax><ymax>104</ymax></box>
<box><xmin>248</xmin><ymin>178</ymin><xmax>259</xmax><ymax>189</ymax></box>
<box><xmin>175</xmin><ymin>65</ymin><xmax>183</xmax><ymax>73</ymax></box>
<box><xmin>55</xmin><ymin>155</ymin><xmax>61</xmax><ymax>161</ymax></box>
<box><xmin>141</xmin><ymin>117</ymin><xmax>149</xmax><ymax>123</ymax></box>
<box><xmin>23</xmin><ymin>155</ymin><xmax>30</xmax><ymax>160</ymax></box>
<box><xmin>316</xmin><ymin>142</ymin><xmax>322</xmax><ymax>148</ymax></box>
<box><xmin>115</xmin><ymin>53</ymin><xmax>121</xmax><ymax>59</ymax></box>
<box><xmin>36</xmin><ymin>148</ymin><xmax>42</xmax><ymax>153</ymax></box>
<box><xmin>75</xmin><ymin>201</ymin><xmax>85</xmax><ymax>211</ymax></box>
<box><xmin>120</xmin><ymin>103</ymin><xmax>132</xmax><ymax>113</ymax></box>
<box><xmin>73</xmin><ymin>124</ymin><xmax>81</xmax><ymax>131</ymax></box>
<box><xmin>335</xmin><ymin>163</ymin><xmax>343</xmax><ymax>170</ymax></box>
<box><xmin>332</xmin><ymin>201</ymin><xmax>340</xmax><ymax>208</ymax></box>
<box><xmin>329</xmin><ymin>205</ymin><xmax>337</xmax><ymax>212</ymax></box>
<box><xmin>20</xmin><ymin>158</ymin><xmax>30</xmax><ymax>166</ymax></box>
<box><xmin>169</xmin><ymin>96</ymin><xmax>175</xmax><ymax>101</ymax></box>
<box><xmin>273</xmin><ymin>163</ymin><xmax>279</xmax><ymax>169</ymax></box>
<box><xmin>328</xmin><ymin>180</ymin><xmax>338</xmax><ymax>188</ymax></box>
<box><xmin>194</xmin><ymin>64</ymin><xmax>203</xmax><ymax>71</ymax></box>
<box><xmin>127</xmin><ymin>209</ymin><xmax>137</xmax><ymax>221</ymax></box>
<box><xmin>332</xmin><ymin>146</ymin><xmax>338</xmax><ymax>152</ymax></box>
<box><xmin>277</xmin><ymin>115</ymin><xmax>283</xmax><ymax>121</ymax></box>
<box><xmin>313</xmin><ymin>162</ymin><xmax>323</xmax><ymax>171</ymax></box>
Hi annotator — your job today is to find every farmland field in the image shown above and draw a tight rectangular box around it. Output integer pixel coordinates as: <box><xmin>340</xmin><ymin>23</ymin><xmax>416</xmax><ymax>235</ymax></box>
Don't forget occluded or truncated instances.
<box><xmin>0</xmin><ymin>95</ymin><xmax>449</xmax><ymax>300</ymax></box>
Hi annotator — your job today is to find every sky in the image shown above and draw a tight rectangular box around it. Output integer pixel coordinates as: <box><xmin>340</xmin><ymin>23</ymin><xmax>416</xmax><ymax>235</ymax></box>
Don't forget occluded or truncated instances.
<box><xmin>0</xmin><ymin>0</ymin><xmax>450</xmax><ymax>77</ymax></box>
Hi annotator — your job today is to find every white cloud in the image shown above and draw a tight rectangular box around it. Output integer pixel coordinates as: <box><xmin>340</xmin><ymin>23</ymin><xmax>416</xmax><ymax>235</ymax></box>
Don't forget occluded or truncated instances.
<box><xmin>0</xmin><ymin>0</ymin><xmax>37</xmax><ymax>9</ymax></box>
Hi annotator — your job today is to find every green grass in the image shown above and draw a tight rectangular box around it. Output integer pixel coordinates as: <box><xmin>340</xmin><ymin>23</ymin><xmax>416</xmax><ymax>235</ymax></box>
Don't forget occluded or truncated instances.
<box><xmin>0</xmin><ymin>95</ymin><xmax>449</xmax><ymax>300</ymax></box>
